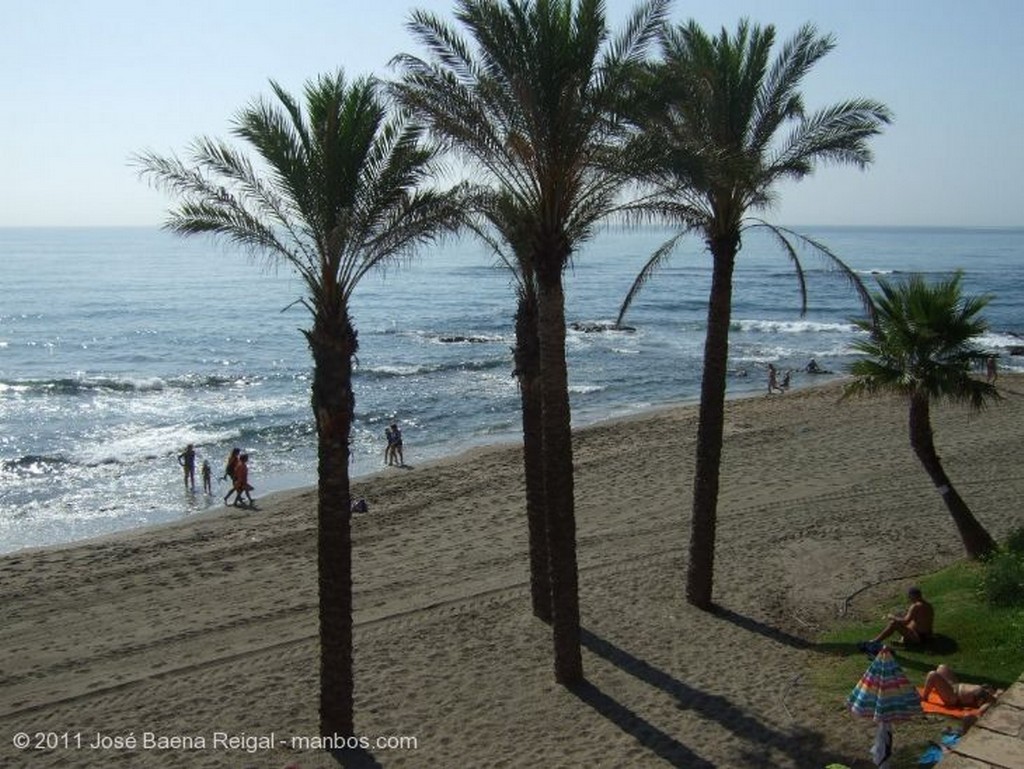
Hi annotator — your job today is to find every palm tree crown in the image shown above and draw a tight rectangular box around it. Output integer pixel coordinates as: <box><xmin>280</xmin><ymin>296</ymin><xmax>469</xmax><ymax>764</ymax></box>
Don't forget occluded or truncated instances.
<box><xmin>847</xmin><ymin>272</ymin><xmax>997</xmax><ymax>408</ymax></box>
<box><xmin>137</xmin><ymin>71</ymin><xmax>459</xmax><ymax>306</ymax></box>
<box><xmin>646</xmin><ymin>20</ymin><xmax>891</xmax><ymax>231</ymax></box>
<box><xmin>392</xmin><ymin>0</ymin><xmax>668</xmax><ymax>265</ymax></box>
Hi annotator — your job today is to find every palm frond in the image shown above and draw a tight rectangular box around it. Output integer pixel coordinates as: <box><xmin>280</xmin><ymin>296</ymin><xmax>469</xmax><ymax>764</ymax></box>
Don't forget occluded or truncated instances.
<box><xmin>614</xmin><ymin>231</ymin><xmax>687</xmax><ymax>328</ymax></box>
<box><xmin>770</xmin><ymin>98</ymin><xmax>893</xmax><ymax>178</ymax></box>
<box><xmin>747</xmin><ymin>219</ymin><xmax>874</xmax><ymax>319</ymax></box>
<box><xmin>749</xmin><ymin>24</ymin><xmax>833</xmax><ymax>153</ymax></box>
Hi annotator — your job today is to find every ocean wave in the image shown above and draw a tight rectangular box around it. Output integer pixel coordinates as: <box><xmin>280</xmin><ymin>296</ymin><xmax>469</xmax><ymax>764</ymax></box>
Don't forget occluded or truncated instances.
<box><xmin>65</xmin><ymin>420</ymin><xmax>312</xmax><ymax>469</ymax></box>
<box><xmin>373</xmin><ymin>327</ymin><xmax>510</xmax><ymax>344</ymax></box>
<box><xmin>433</xmin><ymin>334</ymin><xmax>505</xmax><ymax>344</ymax></box>
<box><xmin>1</xmin><ymin>454</ymin><xmax>70</xmax><ymax>476</ymax></box>
<box><xmin>0</xmin><ymin>373</ymin><xmax>262</xmax><ymax>396</ymax></box>
<box><xmin>980</xmin><ymin>331</ymin><xmax>1024</xmax><ymax>351</ymax></box>
<box><xmin>731</xmin><ymin>319</ymin><xmax>858</xmax><ymax>335</ymax></box>
<box><xmin>357</xmin><ymin>356</ymin><xmax>509</xmax><ymax>379</ymax></box>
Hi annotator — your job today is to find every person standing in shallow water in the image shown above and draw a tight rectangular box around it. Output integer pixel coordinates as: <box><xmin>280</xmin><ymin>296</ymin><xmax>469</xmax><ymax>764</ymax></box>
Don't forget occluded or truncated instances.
<box><xmin>178</xmin><ymin>444</ymin><xmax>196</xmax><ymax>491</ymax></box>
<box><xmin>384</xmin><ymin>426</ymin><xmax>395</xmax><ymax>466</ymax></box>
<box><xmin>390</xmin><ymin>422</ymin><xmax>404</xmax><ymax>467</ymax></box>
<box><xmin>201</xmin><ymin>459</ymin><xmax>212</xmax><ymax>495</ymax></box>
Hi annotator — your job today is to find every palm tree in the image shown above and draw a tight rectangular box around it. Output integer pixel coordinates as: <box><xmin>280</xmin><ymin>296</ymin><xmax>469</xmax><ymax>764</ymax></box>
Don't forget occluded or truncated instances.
<box><xmin>617</xmin><ymin>19</ymin><xmax>891</xmax><ymax>609</ymax></box>
<box><xmin>845</xmin><ymin>272</ymin><xmax>999</xmax><ymax>559</ymax></box>
<box><xmin>391</xmin><ymin>0</ymin><xmax>668</xmax><ymax>684</ymax></box>
<box><xmin>135</xmin><ymin>71</ymin><xmax>463</xmax><ymax>736</ymax></box>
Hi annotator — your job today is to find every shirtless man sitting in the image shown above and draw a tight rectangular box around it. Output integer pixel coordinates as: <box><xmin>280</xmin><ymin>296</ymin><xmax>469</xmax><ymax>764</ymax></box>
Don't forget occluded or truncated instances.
<box><xmin>922</xmin><ymin>664</ymin><xmax>1000</xmax><ymax>710</ymax></box>
<box><xmin>871</xmin><ymin>586</ymin><xmax>934</xmax><ymax>645</ymax></box>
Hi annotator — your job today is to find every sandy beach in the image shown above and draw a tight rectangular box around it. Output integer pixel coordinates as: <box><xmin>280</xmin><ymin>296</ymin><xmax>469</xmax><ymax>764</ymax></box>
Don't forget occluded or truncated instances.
<box><xmin>2</xmin><ymin>377</ymin><xmax>1022</xmax><ymax>769</ymax></box>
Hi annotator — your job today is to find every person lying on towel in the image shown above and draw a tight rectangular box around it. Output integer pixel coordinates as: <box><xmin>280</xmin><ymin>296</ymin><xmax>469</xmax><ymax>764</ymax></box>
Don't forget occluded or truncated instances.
<box><xmin>922</xmin><ymin>664</ymin><xmax>1001</xmax><ymax>709</ymax></box>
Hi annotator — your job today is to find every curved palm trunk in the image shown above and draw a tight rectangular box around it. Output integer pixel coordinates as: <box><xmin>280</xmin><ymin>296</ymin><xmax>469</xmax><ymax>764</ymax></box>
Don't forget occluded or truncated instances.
<box><xmin>535</xmin><ymin>257</ymin><xmax>582</xmax><ymax>684</ymax></box>
<box><xmin>686</xmin><ymin>237</ymin><xmax>738</xmax><ymax>610</ymax></box>
<box><xmin>909</xmin><ymin>394</ymin><xmax>997</xmax><ymax>559</ymax></box>
<box><xmin>308</xmin><ymin>304</ymin><xmax>357</xmax><ymax>737</ymax></box>
<box><xmin>514</xmin><ymin>293</ymin><xmax>552</xmax><ymax>623</ymax></box>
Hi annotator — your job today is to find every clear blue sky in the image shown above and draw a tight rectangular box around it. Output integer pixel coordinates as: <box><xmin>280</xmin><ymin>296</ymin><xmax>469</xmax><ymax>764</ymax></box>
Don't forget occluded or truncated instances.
<box><xmin>2</xmin><ymin>0</ymin><xmax>1022</xmax><ymax>227</ymax></box>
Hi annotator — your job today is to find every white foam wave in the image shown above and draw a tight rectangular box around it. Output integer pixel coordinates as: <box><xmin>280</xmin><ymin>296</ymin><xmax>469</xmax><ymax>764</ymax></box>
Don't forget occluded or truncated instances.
<box><xmin>363</xmin><ymin>363</ymin><xmax>426</xmax><ymax>377</ymax></box>
<box><xmin>733</xmin><ymin>319</ymin><xmax>858</xmax><ymax>334</ymax></box>
<box><xmin>73</xmin><ymin>425</ymin><xmax>236</xmax><ymax>467</ymax></box>
<box><xmin>569</xmin><ymin>384</ymin><xmax>605</xmax><ymax>395</ymax></box>
<box><xmin>980</xmin><ymin>332</ymin><xmax>1024</xmax><ymax>350</ymax></box>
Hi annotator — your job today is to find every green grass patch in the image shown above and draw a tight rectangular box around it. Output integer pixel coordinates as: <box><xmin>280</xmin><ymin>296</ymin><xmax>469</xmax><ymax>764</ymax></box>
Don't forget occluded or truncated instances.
<box><xmin>811</xmin><ymin>561</ymin><xmax>1023</xmax><ymax>768</ymax></box>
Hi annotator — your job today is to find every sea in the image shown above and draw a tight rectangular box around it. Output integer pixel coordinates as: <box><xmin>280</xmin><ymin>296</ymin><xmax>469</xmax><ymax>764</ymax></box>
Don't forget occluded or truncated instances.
<box><xmin>2</xmin><ymin>225</ymin><xmax>1022</xmax><ymax>554</ymax></box>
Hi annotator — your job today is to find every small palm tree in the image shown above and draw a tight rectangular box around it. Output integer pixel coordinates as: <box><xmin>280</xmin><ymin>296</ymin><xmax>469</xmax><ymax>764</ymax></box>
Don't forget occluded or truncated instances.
<box><xmin>845</xmin><ymin>272</ymin><xmax>999</xmax><ymax>559</ymax></box>
<box><xmin>392</xmin><ymin>0</ymin><xmax>669</xmax><ymax>684</ymax></box>
<box><xmin>135</xmin><ymin>71</ymin><xmax>463</xmax><ymax>735</ymax></box>
<box><xmin>618</xmin><ymin>19</ymin><xmax>891</xmax><ymax>609</ymax></box>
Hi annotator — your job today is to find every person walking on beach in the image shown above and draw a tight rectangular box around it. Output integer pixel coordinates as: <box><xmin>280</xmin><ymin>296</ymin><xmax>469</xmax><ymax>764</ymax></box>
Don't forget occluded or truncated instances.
<box><xmin>222</xmin><ymin>447</ymin><xmax>241</xmax><ymax>504</ymax></box>
<box><xmin>223</xmin><ymin>447</ymin><xmax>240</xmax><ymax>481</ymax></box>
<box><xmin>228</xmin><ymin>453</ymin><xmax>255</xmax><ymax>507</ymax></box>
<box><xmin>201</xmin><ymin>459</ymin><xmax>212</xmax><ymax>495</ymax></box>
<box><xmin>178</xmin><ymin>444</ymin><xmax>196</xmax><ymax>491</ymax></box>
<box><xmin>390</xmin><ymin>422</ymin><xmax>404</xmax><ymax>467</ymax></box>
<box><xmin>986</xmin><ymin>355</ymin><xmax>998</xmax><ymax>383</ymax></box>
<box><xmin>767</xmin><ymin>364</ymin><xmax>785</xmax><ymax>395</ymax></box>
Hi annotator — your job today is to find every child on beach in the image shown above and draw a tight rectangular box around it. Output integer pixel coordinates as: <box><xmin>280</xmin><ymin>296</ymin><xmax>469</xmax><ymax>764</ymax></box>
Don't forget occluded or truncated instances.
<box><xmin>201</xmin><ymin>460</ymin><xmax>212</xmax><ymax>495</ymax></box>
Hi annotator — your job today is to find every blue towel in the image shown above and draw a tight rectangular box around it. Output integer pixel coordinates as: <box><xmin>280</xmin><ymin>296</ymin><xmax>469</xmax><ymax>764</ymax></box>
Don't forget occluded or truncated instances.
<box><xmin>918</xmin><ymin>743</ymin><xmax>943</xmax><ymax>765</ymax></box>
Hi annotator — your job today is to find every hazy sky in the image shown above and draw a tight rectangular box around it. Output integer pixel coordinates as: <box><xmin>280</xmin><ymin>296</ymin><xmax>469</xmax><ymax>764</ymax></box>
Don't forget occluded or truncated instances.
<box><xmin>2</xmin><ymin>0</ymin><xmax>1022</xmax><ymax>228</ymax></box>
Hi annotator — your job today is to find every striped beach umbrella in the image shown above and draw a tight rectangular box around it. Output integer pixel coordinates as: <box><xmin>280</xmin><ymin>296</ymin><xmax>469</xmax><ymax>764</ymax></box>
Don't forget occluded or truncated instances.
<box><xmin>848</xmin><ymin>645</ymin><xmax>922</xmax><ymax>721</ymax></box>
<box><xmin>847</xmin><ymin>645</ymin><xmax>922</xmax><ymax>768</ymax></box>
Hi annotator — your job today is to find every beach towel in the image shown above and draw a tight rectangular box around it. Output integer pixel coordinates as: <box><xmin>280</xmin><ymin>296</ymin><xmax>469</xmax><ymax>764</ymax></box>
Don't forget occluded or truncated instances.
<box><xmin>916</xmin><ymin>688</ymin><xmax>982</xmax><ymax>719</ymax></box>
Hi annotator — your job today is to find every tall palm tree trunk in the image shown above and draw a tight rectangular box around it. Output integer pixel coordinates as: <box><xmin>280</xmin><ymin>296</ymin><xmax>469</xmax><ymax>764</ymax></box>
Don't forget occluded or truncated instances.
<box><xmin>535</xmin><ymin>257</ymin><xmax>583</xmax><ymax>684</ymax></box>
<box><xmin>515</xmin><ymin>294</ymin><xmax>552</xmax><ymax>622</ymax></box>
<box><xmin>687</xmin><ymin>238</ymin><xmax>738</xmax><ymax>609</ymax></box>
<box><xmin>909</xmin><ymin>394</ymin><xmax>997</xmax><ymax>559</ymax></box>
<box><xmin>309</xmin><ymin>303</ymin><xmax>357</xmax><ymax>737</ymax></box>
